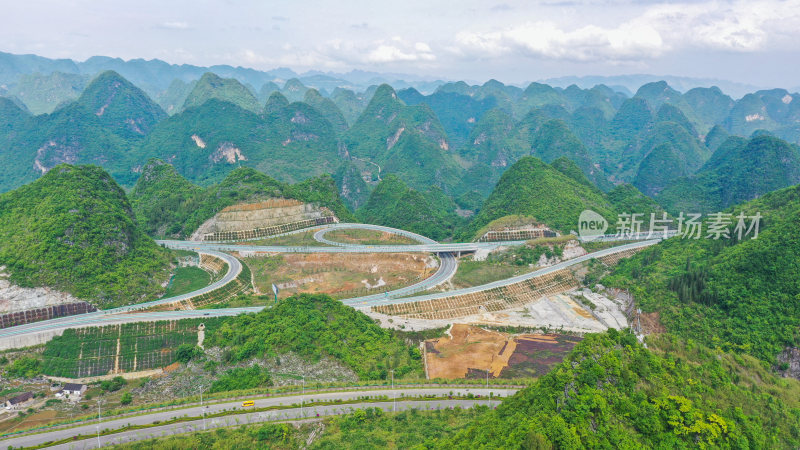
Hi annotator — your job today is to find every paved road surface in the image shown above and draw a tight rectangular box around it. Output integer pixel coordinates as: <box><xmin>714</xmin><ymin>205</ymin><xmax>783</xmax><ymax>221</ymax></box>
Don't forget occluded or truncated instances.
<box><xmin>310</xmin><ymin>223</ymin><xmax>457</xmax><ymax>302</ymax></box>
<box><xmin>57</xmin><ymin>399</ymin><xmax>496</xmax><ymax>449</ymax></box>
<box><xmin>0</xmin><ymin>223</ymin><xmax>666</xmax><ymax>348</ymax></box>
<box><xmin>312</xmin><ymin>223</ymin><xmax>438</xmax><ymax>246</ymax></box>
<box><xmin>1</xmin><ymin>388</ymin><xmax>516</xmax><ymax>449</ymax></box>
<box><xmin>350</xmin><ymin>239</ymin><xmax>661</xmax><ymax>308</ymax></box>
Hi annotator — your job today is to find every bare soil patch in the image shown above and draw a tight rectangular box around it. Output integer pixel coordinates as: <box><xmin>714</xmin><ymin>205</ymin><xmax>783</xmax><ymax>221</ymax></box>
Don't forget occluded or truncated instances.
<box><xmin>242</xmin><ymin>252</ymin><xmax>436</xmax><ymax>298</ymax></box>
<box><xmin>424</xmin><ymin>324</ymin><xmax>581</xmax><ymax>379</ymax></box>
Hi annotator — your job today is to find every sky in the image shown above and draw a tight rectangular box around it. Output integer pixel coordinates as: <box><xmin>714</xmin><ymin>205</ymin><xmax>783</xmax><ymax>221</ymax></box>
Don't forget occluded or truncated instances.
<box><xmin>3</xmin><ymin>0</ymin><xmax>800</xmax><ymax>87</ymax></box>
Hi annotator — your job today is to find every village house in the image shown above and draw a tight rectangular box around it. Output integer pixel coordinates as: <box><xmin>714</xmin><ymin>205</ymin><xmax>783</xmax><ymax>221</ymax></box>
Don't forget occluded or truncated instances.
<box><xmin>58</xmin><ymin>383</ymin><xmax>87</xmax><ymax>400</ymax></box>
<box><xmin>4</xmin><ymin>392</ymin><xmax>33</xmax><ymax>410</ymax></box>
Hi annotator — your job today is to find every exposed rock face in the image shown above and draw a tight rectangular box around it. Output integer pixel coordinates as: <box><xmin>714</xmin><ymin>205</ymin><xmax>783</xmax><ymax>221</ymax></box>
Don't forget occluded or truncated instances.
<box><xmin>209</xmin><ymin>142</ymin><xmax>246</xmax><ymax>164</ymax></box>
<box><xmin>777</xmin><ymin>347</ymin><xmax>800</xmax><ymax>380</ymax></box>
<box><xmin>537</xmin><ymin>240</ymin><xmax>588</xmax><ymax>267</ymax></box>
<box><xmin>0</xmin><ymin>268</ymin><xmax>82</xmax><ymax>313</ymax></box>
<box><xmin>34</xmin><ymin>139</ymin><xmax>80</xmax><ymax>174</ymax></box>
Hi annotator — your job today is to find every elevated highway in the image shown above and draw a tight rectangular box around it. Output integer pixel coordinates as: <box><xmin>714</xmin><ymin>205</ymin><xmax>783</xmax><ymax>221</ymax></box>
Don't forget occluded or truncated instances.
<box><xmin>0</xmin><ymin>223</ymin><xmax>668</xmax><ymax>349</ymax></box>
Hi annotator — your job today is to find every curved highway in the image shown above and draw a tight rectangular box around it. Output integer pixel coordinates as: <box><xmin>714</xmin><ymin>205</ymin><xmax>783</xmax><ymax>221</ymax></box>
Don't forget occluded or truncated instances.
<box><xmin>0</xmin><ymin>250</ymin><xmax>241</xmax><ymax>349</ymax></box>
<box><xmin>310</xmin><ymin>223</ymin><xmax>457</xmax><ymax>302</ymax></box>
<box><xmin>349</xmin><ymin>239</ymin><xmax>660</xmax><ymax>308</ymax></box>
<box><xmin>0</xmin><ymin>223</ymin><xmax>666</xmax><ymax>349</ymax></box>
<box><xmin>312</xmin><ymin>223</ymin><xmax>439</xmax><ymax>246</ymax></box>
<box><xmin>110</xmin><ymin>250</ymin><xmax>242</xmax><ymax>313</ymax></box>
<box><xmin>0</xmin><ymin>387</ymin><xmax>517</xmax><ymax>449</ymax></box>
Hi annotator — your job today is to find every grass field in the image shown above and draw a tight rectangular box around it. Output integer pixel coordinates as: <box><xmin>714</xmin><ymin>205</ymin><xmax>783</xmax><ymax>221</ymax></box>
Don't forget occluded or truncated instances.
<box><xmin>324</xmin><ymin>228</ymin><xmax>419</xmax><ymax>245</ymax></box>
<box><xmin>450</xmin><ymin>260</ymin><xmax>530</xmax><ymax>289</ymax></box>
<box><xmin>162</xmin><ymin>266</ymin><xmax>211</xmax><ymax>298</ymax></box>
<box><xmin>241</xmin><ymin>229</ymin><xmax>327</xmax><ymax>246</ymax></box>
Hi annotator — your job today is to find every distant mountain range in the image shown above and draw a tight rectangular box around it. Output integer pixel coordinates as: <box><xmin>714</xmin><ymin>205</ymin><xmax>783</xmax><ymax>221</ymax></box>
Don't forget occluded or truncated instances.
<box><xmin>540</xmin><ymin>74</ymin><xmax>764</xmax><ymax>99</ymax></box>
<box><xmin>2</xmin><ymin>52</ymin><xmax>800</xmax><ymax>244</ymax></box>
<box><xmin>0</xmin><ymin>51</ymin><xmax>445</xmax><ymax>108</ymax></box>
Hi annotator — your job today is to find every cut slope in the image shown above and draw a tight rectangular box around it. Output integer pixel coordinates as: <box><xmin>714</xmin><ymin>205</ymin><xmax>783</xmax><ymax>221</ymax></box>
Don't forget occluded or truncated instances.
<box><xmin>131</xmin><ymin>163</ymin><xmax>353</xmax><ymax>238</ymax></box>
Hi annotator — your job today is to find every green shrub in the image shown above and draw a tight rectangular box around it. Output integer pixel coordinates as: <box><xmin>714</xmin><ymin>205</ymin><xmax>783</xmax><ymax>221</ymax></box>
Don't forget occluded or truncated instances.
<box><xmin>209</xmin><ymin>365</ymin><xmax>272</xmax><ymax>394</ymax></box>
<box><xmin>6</xmin><ymin>356</ymin><xmax>41</xmax><ymax>378</ymax></box>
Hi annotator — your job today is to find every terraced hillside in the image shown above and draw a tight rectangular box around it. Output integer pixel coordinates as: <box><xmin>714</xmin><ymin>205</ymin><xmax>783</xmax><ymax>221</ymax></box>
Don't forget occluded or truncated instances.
<box><xmin>42</xmin><ymin>319</ymin><xmax>223</xmax><ymax>378</ymax></box>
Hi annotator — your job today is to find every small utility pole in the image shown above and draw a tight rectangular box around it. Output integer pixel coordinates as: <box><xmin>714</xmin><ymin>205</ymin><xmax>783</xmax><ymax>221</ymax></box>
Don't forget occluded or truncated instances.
<box><xmin>96</xmin><ymin>400</ymin><xmax>101</xmax><ymax>448</ymax></box>
<box><xmin>301</xmin><ymin>374</ymin><xmax>305</xmax><ymax>418</ymax></box>
<box><xmin>486</xmin><ymin>368</ymin><xmax>489</xmax><ymax>389</ymax></box>
<box><xmin>201</xmin><ymin>389</ymin><xmax>206</xmax><ymax>431</ymax></box>
<box><xmin>391</xmin><ymin>369</ymin><xmax>395</xmax><ymax>412</ymax></box>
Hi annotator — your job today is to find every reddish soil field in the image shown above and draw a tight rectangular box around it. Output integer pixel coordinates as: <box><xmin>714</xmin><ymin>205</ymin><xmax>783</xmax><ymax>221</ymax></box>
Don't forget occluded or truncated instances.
<box><xmin>425</xmin><ymin>324</ymin><xmax>582</xmax><ymax>379</ymax></box>
<box><xmin>499</xmin><ymin>334</ymin><xmax>583</xmax><ymax>378</ymax></box>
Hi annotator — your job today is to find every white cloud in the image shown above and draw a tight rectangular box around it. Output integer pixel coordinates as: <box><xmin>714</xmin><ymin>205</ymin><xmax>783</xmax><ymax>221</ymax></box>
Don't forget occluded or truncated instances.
<box><xmin>453</xmin><ymin>0</ymin><xmax>800</xmax><ymax>63</ymax></box>
<box><xmin>159</xmin><ymin>21</ymin><xmax>189</xmax><ymax>30</ymax></box>
<box><xmin>367</xmin><ymin>41</ymin><xmax>436</xmax><ymax>63</ymax></box>
<box><xmin>282</xmin><ymin>38</ymin><xmax>437</xmax><ymax>68</ymax></box>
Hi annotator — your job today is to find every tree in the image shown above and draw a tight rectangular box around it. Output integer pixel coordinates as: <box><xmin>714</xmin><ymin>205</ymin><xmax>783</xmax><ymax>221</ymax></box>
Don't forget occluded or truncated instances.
<box><xmin>175</xmin><ymin>344</ymin><xmax>203</xmax><ymax>363</ymax></box>
<box><xmin>6</xmin><ymin>356</ymin><xmax>41</xmax><ymax>378</ymax></box>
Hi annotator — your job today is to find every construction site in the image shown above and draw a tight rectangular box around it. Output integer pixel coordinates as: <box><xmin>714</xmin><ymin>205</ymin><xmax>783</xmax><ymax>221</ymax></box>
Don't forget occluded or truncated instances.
<box><xmin>0</xmin><ymin>197</ymin><xmax>654</xmax><ymax>384</ymax></box>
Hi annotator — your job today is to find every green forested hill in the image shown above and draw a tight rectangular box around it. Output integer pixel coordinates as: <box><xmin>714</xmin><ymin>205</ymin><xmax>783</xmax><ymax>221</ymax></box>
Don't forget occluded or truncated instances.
<box><xmin>605</xmin><ymin>182</ymin><xmax>800</xmax><ymax>362</ymax></box>
<box><xmin>530</xmin><ymin>118</ymin><xmax>608</xmax><ymax>189</ymax></box>
<box><xmin>333</xmin><ymin>162</ymin><xmax>370</xmax><ymax>210</ymax></box>
<box><xmin>6</xmin><ymin>71</ymin><xmax>88</xmax><ymax>115</ymax></box>
<box><xmin>684</xmin><ymin>86</ymin><xmax>735</xmax><ymax>131</ymax></box>
<box><xmin>0</xmin><ymin>165</ymin><xmax>171</xmax><ymax>306</ymax></box>
<box><xmin>133</xmin><ymin>97</ymin><xmax>342</xmax><ymax>186</ymax></box>
<box><xmin>655</xmin><ymin>103</ymin><xmax>698</xmax><ymax>136</ymax></box>
<box><xmin>657</xmin><ymin>135</ymin><xmax>800</xmax><ymax>214</ymax></box>
<box><xmin>131</xmin><ymin>161</ymin><xmax>354</xmax><ymax>238</ymax></box>
<box><xmin>629</xmin><ymin>122</ymin><xmax>710</xmax><ymax>196</ymax></box>
<box><xmin>280</xmin><ymin>78</ymin><xmax>310</xmax><ymax>103</ymax></box>
<box><xmin>343</xmin><ymin>84</ymin><xmax>462</xmax><ymax>193</ymax></box>
<box><xmin>181</xmin><ymin>72</ymin><xmax>261</xmax><ymax>114</ymax></box>
<box><xmin>464</xmin><ymin>156</ymin><xmax>617</xmax><ymax>237</ymax></box>
<box><xmin>209</xmin><ymin>294</ymin><xmax>423</xmax><ymax>380</ymax></box>
<box><xmin>704</xmin><ymin>124</ymin><xmax>730</xmax><ymax>151</ymax></box>
<box><xmin>398</xmin><ymin>86</ymin><xmax>497</xmax><ymax>149</ymax></box>
<box><xmin>460</xmin><ymin>108</ymin><xmax>523</xmax><ymax>168</ymax></box>
<box><xmin>0</xmin><ymin>70</ymin><xmax>166</xmax><ymax>191</ymax></box>
<box><xmin>77</xmin><ymin>70</ymin><xmax>166</xmax><ymax>139</ymax></box>
<box><xmin>130</xmin><ymin>159</ymin><xmax>204</xmax><ymax>237</ymax></box>
<box><xmin>303</xmin><ymin>88</ymin><xmax>349</xmax><ymax>132</ymax></box>
<box><xmin>330</xmin><ymin>87</ymin><xmax>373</xmax><ymax>126</ymax></box>
<box><xmin>634</xmin><ymin>81</ymin><xmax>699</xmax><ymax>126</ymax></box>
<box><xmin>155</xmin><ymin>79</ymin><xmax>197</xmax><ymax>115</ymax></box>
<box><xmin>445</xmin><ymin>329</ymin><xmax>800</xmax><ymax>448</ymax></box>
<box><xmin>356</xmin><ymin>174</ymin><xmax>461</xmax><ymax>240</ymax></box>
<box><xmin>264</xmin><ymin>90</ymin><xmax>289</xmax><ymax>114</ymax></box>
<box><xmin>0</xmin><ymin>96</ymin><xmax>30</xmax><ymax>133</ymax></box>
<box><xmin>606</xmin><ymin>183</ymin><xmax>667</xmax><ymax>217</ymax></box>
